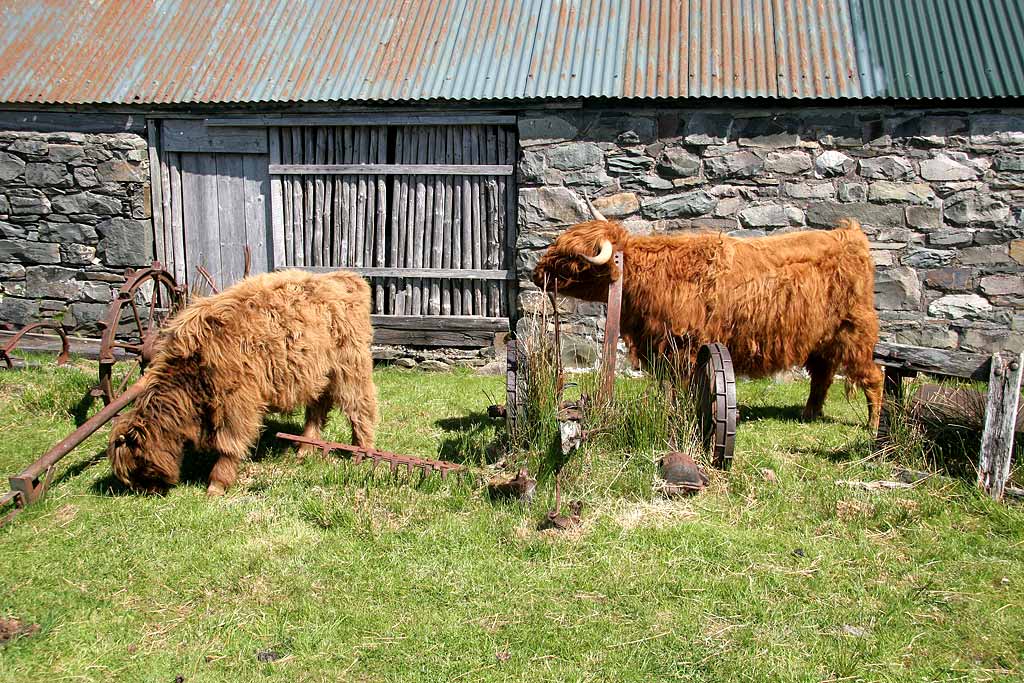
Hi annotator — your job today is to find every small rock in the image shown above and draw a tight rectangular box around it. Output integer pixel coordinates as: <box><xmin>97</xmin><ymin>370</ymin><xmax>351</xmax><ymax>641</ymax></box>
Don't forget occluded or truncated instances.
<box><xmin>784</xmin><ymin>181</ymin><xmax>835</xmax><ymax>199</ymax></box>
<box><xmin>928</xmin><ymin>293</ymin><xmax>992</xmax><ymax>319</ymax></box>
<box><xmin>393</xmin><ymin>358</ymin><xmax>417</xmax><ymax>369</ymax></box>
<box><xmin>920</xmin><ymin>154</ymin><xmax>978</xmax><ymax>181</ymax></box>
<box><xmin>641</xmin><ymin>190</ymin><xmax>717</xmax><ymax>219</ymax></box>
<box><xmin>760</xmin><ymin>468</ymin><xmax>778</xmax><ymax>483</ymax></box>
<box><xmin>868</xmin><ymin>181</ymin><xmax>936</xmax><ymax>205</ymax></box>
<box><xmin>592</xmin><ymin>192</ymin><xmax>640</xmax><ymax>218</ymax></box>
<box><xmin>417</xmin><ymin>359</ymin><xmax>449</xmax><ymax>372</ymax></box>
<box><xmin>765</xmin><ymin>150</ymin><xmax>812</xmax><ymax>175</ymax></box>
<box><xmin>656</xmin><ymin>148</ymin><xmax>701</xmax><ymax>178</ymax></box>
<box><xmin>841</xmin><ymin>625</ymin><xmax>868</xmax><ymax>638</ymax></box>
<box><xmin>705</xmin><ymin>151</ymin><xmax>764</xmax><ymax>179</ymax></box>
<box><xmin>945</xmin><ymin>195</ymin><xmax>1010</xmax><ymax>226</ymax></box>
<box><xmin>859</xmin><ymin>156</ymin><xmax>913</xmax><ymax>180</ymax></box>
<box><xmin>256</xmin><ymin>649</ymin><xmax>282</xmax><ymax>663</ymax></box>
<box><xmin>791</xmin><ymin>548</ymin><xmax>805</xmax><ymax>558</ymax></box>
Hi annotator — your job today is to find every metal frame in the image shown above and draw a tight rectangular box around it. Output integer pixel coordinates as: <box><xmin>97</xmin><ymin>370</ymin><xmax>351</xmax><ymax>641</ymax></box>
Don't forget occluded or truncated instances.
<box><xmin>0</xmin><ymin>322</ymin><xmax>70</xmax><ymax>369</ymax></box>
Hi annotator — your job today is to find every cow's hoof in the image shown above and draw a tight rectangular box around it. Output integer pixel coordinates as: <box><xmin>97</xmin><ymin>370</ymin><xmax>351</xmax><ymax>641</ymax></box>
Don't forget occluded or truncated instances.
<box><xmin>800</xmin><ymin>407</ymin><xmax>823</xmax><ymax>422</ymax></box>
<box><xmin>206</xmin><ymin>482</ymin><xmax>226</xmax><ymax>497</ymax></box>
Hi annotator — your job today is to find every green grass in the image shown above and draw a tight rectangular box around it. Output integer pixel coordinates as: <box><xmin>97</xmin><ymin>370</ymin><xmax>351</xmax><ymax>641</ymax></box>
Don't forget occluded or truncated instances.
<box><xmin>1</xmin><ymin>357</ymin><xmax>1022</xmax><ymax>682</ymax></box>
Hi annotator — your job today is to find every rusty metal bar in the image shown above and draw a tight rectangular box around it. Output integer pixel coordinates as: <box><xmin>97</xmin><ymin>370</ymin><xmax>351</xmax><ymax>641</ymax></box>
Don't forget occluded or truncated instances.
<box><xmin>276</xmin><ymin>432</ymin><xmax>463</xmax><ymax>479</ymax></box>
<box><xmin>0</xmin><ymin>322</ymin><xmax>71</xmax><ymax>369</ymax></box>
<box><xmin>599</xmin><ymin>251</ymin><xmax>624</xmax><ymax>401</ymax></box>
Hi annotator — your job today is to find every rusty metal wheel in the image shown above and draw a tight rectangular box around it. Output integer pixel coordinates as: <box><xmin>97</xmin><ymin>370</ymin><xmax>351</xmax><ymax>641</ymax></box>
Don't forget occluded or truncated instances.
<box><xmin>96</xmin><ymin>262</ymin><xmax>185</xmax><ymax>404</ymax></box>
<box><xmin>691</xmin><ymin>343</ymin><xmax>738</xmax><ymax>470</ymax></box>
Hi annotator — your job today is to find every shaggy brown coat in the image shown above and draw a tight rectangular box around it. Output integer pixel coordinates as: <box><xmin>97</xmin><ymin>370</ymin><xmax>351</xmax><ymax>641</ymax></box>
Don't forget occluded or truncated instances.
<box><xmin>532</xmin><ymin>219</ymin><xmax>884</xmax><ymax>428</ymax></box>
<box><xmin>108</xmin><ymin>269</ymin><xmax>378</xmax><ymax>495</ymax></box>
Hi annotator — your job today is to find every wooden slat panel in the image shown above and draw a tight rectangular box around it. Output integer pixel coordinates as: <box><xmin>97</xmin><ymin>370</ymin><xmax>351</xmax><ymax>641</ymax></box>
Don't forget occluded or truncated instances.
<box><xmin>242</xmin><ymin>153</ymin><xmax>270</xmax><ymax>275</ymax></box>
<box><xmin>289</xmin><ymin>266</ymin><xmax>512</xmax><ymax>280</ymax></box>
<box><xmin>181</xmin><ymin>153</ymin><xmax>222</xmax><ymax>286</ymax></box>
<box><xmin>167</xmin><ymin>152</ymin><xmax>186</xmax><ymax>285</ymax></box>
<box><xmin>164</xmin><ymin>119</ymin><xmax>267</xmax><ymax>153</ymax></box>
<box><xmin>269</xmin><ymin>163</ymin><xmax>514</xmax><ymax>175</ymax></box>
<box><xmin>313</xmin><ymin>127</ymin><xmax>326</xmax><ymax>266</ymax></box>
<box><xmin>355</xmin><ymin>128</ymin><xmax>369</xmax><ymax>267</ymax></box>
<box><xmin>207</xmin><ymin>114</ymin><xmax>517</xmax><ymax>127</ymax></box>
<box><xmin>290</xmin><ymin>128</ymin><xmax>305</xmax><ymax>267</ymax></box>
<box><xmin>146</xmin><ymin>120</ymin><xmax>167</xmax><ymax>265</ymax></box>
<box><xmin>303</xmin><ymin>129</ymin><xmax>315</xmax><ymax>266</ymax></box>
<box><xmin>372</xmin><ymin>315</ymin><xmax>509</xmax><ymax>347</ymax></box>
<box><xmin>469</xmin><ymin>128</ymin><xmax>485</xmax><ymax>314</ymax></box>
<box><xmin>373</xmin><ymin>127</ymin><xmax>387</xmax><ymax>314</ymax></box>
<box><xmin>215</xmin><ymin>154</ymin><xmax>248</xmax><ymax>285</ymax></box>
<box><xmin>267</xmin><ymin>127</ymin><xmax>286</xmax><ymax>269</ymax></box>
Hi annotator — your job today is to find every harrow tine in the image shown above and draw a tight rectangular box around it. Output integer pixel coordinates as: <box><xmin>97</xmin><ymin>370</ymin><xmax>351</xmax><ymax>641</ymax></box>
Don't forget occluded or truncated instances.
<box><xmin>275</xmin><ymin>432</ymin><xmax>462</xmax><ymax>481</ymax></box>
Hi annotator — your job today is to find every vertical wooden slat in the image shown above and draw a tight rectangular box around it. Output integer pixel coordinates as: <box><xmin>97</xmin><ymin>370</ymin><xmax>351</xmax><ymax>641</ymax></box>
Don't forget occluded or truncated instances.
<box><xmin>415</xmin><ymin>128</ymin><xmax>434</xmax><ymax>314</ymax></box>
<box><xmin>322</xmin><ymin>128</ymin><xmax>335</xmax><ymax>266</ymax></box>
<box><xmin>355</xmin><ymin>127</ymin><xmax>369</xmax><ymax>266</ymax></box>
<box><xmin>401</xmin><ymin>130</ymin><xmax>420</xmax><ymax>314</ymax></box>
<box><xmin>388</xmin><ymin>130</ymin><xmax>404</xmax><ymax>313</ymax></box>
<box><xmin>313</xmin><ymin>127</ymin><xmax>327</xmax><ymax>266</ymax></box>
<box><xmin>485</xmin><ymin>125</ymin><xmax>501</xmax><ymax>317</ymax></box>
<box><xmin>303</xmin><ymin>129</ymin><xmax>315</xmax><ymax>265</ymax></box>
<box><xmin>181</xmin><ymin>153</ymin><xmax>222</xmax><ymax>286</ymax></box>
<box><xmin>267</xmin><ymin>127</ymin><xmax>286</xmax><ymax>269</ymax></box>
<box><xmin>374</xmin><ymin>127</ymin><xmax>387</xmax><ymax>314</ymax></box>
<box><xmin>242</xmin><ymin>153</ymin><xmax>270</xmax><ymax>275</ymax></box>
<box><xmin>505</xmin><ymin>128</ymin><xmax>518</xmax><ymax>323</ymax></box>
<box><xmin>158</xmin><ymin>131</ymin><xmax>176</xmax><ymax>274</ymax></box>
<box><xmin>439</xmin><ymin>127</ymin><xmax>454</xmax><ymax>315</ymax></box>
<box><xmin>332</xmin><ymin>129</ymin><xmax>343</xmax><ymax>266</ymax></box>
<box><xmin>459</xmin><ymin>127</ymin><xmax>473</xmax><ymax>313</ymax></box>
<box><xmin>363</xmin><ymin>128</ymin><xmax>375</xmax><ymax>273</ymax></box>
<box><xmin>280</xmin><ymin>129</ymin><xmax>293</xmax><ymax>266</ymax></box>
<box><xmin>167</xmin><ymin>152</ymin><xmax>186</xmax><ymax>285</ymax></box>
<box><xmin>290</xmin><ymin>128</ymin><xmax>305</xmax><ymax>267</ymax></box>
<box><xmin>469</xmin><ymin>127</ymin><xmax>485</xmax><ymax>313</ymax></box>
<box><xmin>978</xmin><ymin>352</ymin><xmax>1024</xmax><ymax>499</ymax></box>
<box><xmin>428</xmin><ymin>128</ymin><xmax>445</xmax><ymax>315</ymax></box>
<box><xmin>215</xmin><ymin>154</ymin><xmax>247</xmax><ymax>286</ymax></box>
<box><xmin>343</xmin><ymin>127</ymin><xmax>354</xmax><ymax>266</ymax></box>
<box><xmin>146</xmin><ymin>120</ymin><xmax>166</xmax><ymax>265</ymax></box>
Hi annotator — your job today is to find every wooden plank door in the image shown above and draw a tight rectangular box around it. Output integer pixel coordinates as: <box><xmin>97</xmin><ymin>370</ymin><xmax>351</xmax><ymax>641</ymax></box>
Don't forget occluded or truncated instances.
<box><xmin>150</xmin><ymin>119</ymin><xmax>271</xmax><ymax>291</ymax></box>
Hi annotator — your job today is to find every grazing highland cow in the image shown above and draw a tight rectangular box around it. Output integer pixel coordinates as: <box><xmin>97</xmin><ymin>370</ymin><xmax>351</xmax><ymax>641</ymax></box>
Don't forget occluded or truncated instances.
<box><xmin>533</xmin><ymin>200</ymin><xmax>883</xmax><ymax>429</ymax></box>
<box><xmin>108</xmin><ymin>269</ymin><xmax>378</xmax><ymax>495</ymax></box>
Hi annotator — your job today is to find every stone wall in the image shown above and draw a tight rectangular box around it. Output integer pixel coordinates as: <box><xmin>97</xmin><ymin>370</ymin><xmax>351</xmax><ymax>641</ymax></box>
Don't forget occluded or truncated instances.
<box><xmin>0</xmin><ymin>130</ymin><xmax>152</xmax><ymax>334</ymax></box>
<box><xmin>516</xmin><ymin>106</ymin><xmax>1024</xmax><ymax>366</ymax></box>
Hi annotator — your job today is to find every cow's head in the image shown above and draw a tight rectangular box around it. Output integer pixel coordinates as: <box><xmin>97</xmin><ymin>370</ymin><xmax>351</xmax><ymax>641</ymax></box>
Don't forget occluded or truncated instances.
<box><xmin>532</xmin><ymin>196</ymin><xmax>627</xmax><ymax>301</ymax></box>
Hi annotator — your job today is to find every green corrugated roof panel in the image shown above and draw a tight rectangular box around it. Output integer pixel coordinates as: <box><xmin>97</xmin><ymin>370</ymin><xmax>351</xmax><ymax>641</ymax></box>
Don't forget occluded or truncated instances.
<box><xmin>852</xmin><ymin>0</ymin><xmax>1024</xmax><ymax>99</ymax></box>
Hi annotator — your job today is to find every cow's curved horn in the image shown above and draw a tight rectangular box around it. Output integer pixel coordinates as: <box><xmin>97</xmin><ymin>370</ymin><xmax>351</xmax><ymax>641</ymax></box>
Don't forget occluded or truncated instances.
<box><xmin>584</xmin><ymin>239</ymin><xmax>614</xmax><ymax>265</ymax></box>
<box><xmin>584</xmin><ymin>193</ymin><xmax>607</xmax><ymax>222</ymax></box>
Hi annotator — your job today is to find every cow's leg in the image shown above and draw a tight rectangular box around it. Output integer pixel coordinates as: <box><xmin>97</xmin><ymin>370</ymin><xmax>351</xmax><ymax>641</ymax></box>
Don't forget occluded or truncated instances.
<box><xmin>844</xmin><ymin>357</ymin><xmax>884</xmax><ymax>432</ymax></box>
<box><xmin>802</xmin><ymin>353</ymin><xmax>834</xmax><ymax>421</ymax></box>
<box><xmin>333</xmin><ymin>362</ymin><xmax>378</xmax><ymax>450</ymax></box>
<box><xmin>297</xmin><ymin>391</ymin><xmax>334</xmax><ymax>457</ymax></box>
<box><xmin>207</xmin><ymin>396</ymin><xmax>262</xmax><ymax>496</ymax></box>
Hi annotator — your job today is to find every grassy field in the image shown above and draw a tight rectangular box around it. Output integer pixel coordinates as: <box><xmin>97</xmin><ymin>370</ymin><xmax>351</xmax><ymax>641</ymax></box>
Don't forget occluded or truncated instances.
<box><xmin>0</xmin><ymin>357</ymin><xmax>1022</xmax><ymax>682</ymax></box>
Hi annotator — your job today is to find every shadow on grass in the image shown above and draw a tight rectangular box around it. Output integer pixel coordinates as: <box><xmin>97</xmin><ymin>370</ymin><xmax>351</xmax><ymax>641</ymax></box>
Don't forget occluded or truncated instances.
<box><xmin>434</xmin><ymin>411</ymin><xmax>501</xmax><ymax>465</ymax></box>
<box><xmin>739</xmin><ymin>403</ymin><xmax>859</xmax><ymax>427</ymax></box>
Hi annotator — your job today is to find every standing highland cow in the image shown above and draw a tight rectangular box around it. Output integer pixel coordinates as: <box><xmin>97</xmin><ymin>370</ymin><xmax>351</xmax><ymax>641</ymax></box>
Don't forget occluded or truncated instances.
<box><xmin>108</xmin><ymin>269</ymin><xmax>378</xmax><ymax>495</ymax></box>
<box><xmin>533</xmin><ymin>201</ymin><xmax>883</xmax><ymax>429</ymax></box>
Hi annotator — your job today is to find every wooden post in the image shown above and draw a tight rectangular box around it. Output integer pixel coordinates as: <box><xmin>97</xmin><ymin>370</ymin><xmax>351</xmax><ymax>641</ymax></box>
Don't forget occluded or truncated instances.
<box><xmin>978</xmin><ymin>351</ymin><xmax>1024</xmax><ymax>500</ymax></box>
<box><xmin>599</xmin><ymin>251</ymin><xmax>624</xmax><ymax>402</ymax></box>
<box><xmin>877</xmin><ymin>365</ymin><xmax>906</xmax><ymax>440</ymax></box>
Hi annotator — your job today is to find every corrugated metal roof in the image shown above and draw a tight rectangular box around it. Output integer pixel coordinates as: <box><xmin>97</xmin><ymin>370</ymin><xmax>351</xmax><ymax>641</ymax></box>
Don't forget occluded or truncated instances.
<box><xmin>851</xmin><ymin>0</ymin><xmax>1024</xmax><ymax>99</ymax></box>
<box><xmin>0</xmin><ymin>0</ymin><xmax>1020</xmax><ymax>105</ymax></box>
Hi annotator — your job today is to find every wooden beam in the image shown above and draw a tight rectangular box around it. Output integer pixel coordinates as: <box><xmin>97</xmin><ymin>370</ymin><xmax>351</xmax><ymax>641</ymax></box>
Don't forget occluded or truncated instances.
<box><xmin>269</xmin><ymin>163</ymin><xmax>513</xmax><ymax>176</ymax></box>
<box><xmin>145</xmin><ymin>119</ymin><xmax>166</xmax><ymax>264</ymax></box>
<box><xmin>163</xmin><ymin>119</ymin><xmax>268</xmax><ymax>153</ymax></box>
<box><xmin>978</xmin><ymin>352</ymin><xmax>1024</xmax><ymax>500</ymax></box>
<box><xmin>371</xmin><ymin>315</ymin><xmax>508</xmax><ymax>348</ymax></box>
<box><xmin>288</xmin><ymin>266</ymin><xmax>514</xmax><ymax>280</ymax></box>
<box><xmin>206</xmin><ymin>114</ymin><xmax>516</xmax><ymax>127</ymax></box>
<box><xmin>873</xmin><ymin>342</ymin><xmax>991</xmax><ymax>381</ymax></box>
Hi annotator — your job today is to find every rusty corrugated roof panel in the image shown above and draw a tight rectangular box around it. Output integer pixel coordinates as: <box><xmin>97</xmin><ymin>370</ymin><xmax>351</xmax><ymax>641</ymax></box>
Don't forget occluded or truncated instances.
<box><xmin>0</xmin><ymin>0</ymin><xmax>1018</xmax><ymax>105</ymax></box>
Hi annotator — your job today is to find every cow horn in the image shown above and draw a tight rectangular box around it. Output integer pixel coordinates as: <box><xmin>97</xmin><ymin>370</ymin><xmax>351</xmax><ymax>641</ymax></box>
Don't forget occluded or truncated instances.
<box><xmin>585</xmin><ymin>239</ymin><xmax>614</xmax><ymax>265</ymax></box>
<box><xmin>584</xmin><ymin>192</ymin><xmax>607</xmax><ymax>222</ymax></box>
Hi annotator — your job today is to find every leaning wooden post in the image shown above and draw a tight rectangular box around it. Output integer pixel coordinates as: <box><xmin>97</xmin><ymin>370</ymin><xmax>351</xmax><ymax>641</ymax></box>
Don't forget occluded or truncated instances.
<box><xmin>978</xmin><ymin>351</ymin><xmax>1024</xmax><ymax>500</ymax></box>
<box><xmin>599</xmin><ymin>251</ymin><xmax>624</xmax><ymax>402</ymax></box>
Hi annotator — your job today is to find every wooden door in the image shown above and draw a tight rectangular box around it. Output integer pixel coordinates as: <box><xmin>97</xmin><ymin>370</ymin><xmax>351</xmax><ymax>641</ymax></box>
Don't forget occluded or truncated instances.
<box><xmin>150</xmin><ymin>119</ymin><xmax>272</xmax><ymax>291</ymax></box>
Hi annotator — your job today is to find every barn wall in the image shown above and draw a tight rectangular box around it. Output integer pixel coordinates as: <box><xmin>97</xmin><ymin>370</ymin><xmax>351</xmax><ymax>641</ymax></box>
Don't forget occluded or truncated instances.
<box><xmin>516</xmin><ymin>106</ymin><xmax>1024</xmax><ymax>367</ymax></box>
<box><xmin>0</xmin><ymin>129</ymin><xmax>152</xmax><ymax>334</ymax></box>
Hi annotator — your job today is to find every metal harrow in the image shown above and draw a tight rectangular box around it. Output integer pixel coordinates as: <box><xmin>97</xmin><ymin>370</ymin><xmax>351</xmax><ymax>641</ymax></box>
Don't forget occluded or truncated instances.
<box><xmin>276</xmin><ymin>433</ymin><xmax>464</xmax><ymax>480</ymax></box>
